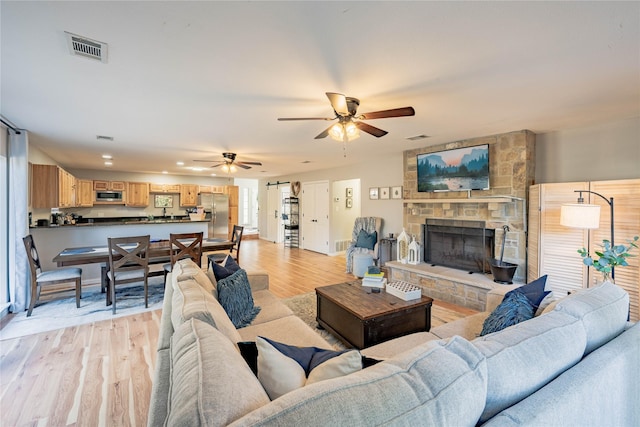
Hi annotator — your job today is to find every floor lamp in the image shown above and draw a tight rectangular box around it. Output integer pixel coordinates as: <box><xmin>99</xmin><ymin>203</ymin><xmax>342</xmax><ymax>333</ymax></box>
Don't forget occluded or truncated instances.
<box><xmin>560</xmin><ymin>190</ymin><xmax>615</xmax><ymax>279</ymax></box>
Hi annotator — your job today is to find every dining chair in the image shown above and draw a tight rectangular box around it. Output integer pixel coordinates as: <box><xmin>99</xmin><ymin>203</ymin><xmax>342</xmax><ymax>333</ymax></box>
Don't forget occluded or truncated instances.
<box><xmin>23</xmin><ymin>235</ymin><xmax>83</xmax><ymax>317</ymax></box>
<box><xmin>163</xmin><ymin>232</ymin><xmax>204</xmax><ymax>282</ymax></box>
<box><xmin>208</xmin><ymin>225</ymin><xmax>244</xmax><ymax>268</ymax></box>
<box><xmin>106</xmin><ymin>235</ymin><xmax>150</xmax><ymax>314</ymax></box>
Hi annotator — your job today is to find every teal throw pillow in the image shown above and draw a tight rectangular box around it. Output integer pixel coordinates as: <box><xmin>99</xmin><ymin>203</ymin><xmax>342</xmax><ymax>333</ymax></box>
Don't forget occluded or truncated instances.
<box><xmin>355</xmin><ymin>229</ymin><xmax>377</xmax><ymax>250</ymax></box>
<box><xmin>480</xmin><ymin>291</ymin><xmax>535</xmax><ymax>336</ymax></box>
<box><xmin>212</xmin><ymin>255</ymin><xmax>241</xmax><ymax>281</ymax></box>
<box><xmin>216</xmin><ymin>269</ymin><xmax>261</xmax><ymax>328</ymax></box>
<box><xmin>507</xmin><ymin>275</ymin><xmax>550</xmax><ymax>309</ymax></box>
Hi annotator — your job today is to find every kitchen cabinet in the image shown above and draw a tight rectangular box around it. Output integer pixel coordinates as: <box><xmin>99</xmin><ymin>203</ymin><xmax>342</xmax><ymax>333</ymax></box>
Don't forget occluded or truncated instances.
<box><xmin>199</xmin><ymin>185</ymin><xmax>225</xmax><ymax>194</ymax></box>
<box><xmin>31</xmin><ymin>164</ymin><xmax>76</xmax><ymax>208</ymax></box>
<box><xmin>76</xmin><ymin>179</ymin><xmax>94</xmax><ymax>207</ymax></box>
<box><xmin>125</xmin><ymin>182</ymin><xmax>150</xmax><ymax>207</ymax></box>
<box><xmin>94</xmin><ymin>180</ymin><xmax>125</xmax><ymax>191</ymax></box>
<box><xmin>180</xmin><ymin>184</ymin><xmax>199</xmax><ymax>207</ymax></box>
<box><xmin>150</xmin><ymin>183</ymin><xmax>181</xmax><ymax>193</ymax></box>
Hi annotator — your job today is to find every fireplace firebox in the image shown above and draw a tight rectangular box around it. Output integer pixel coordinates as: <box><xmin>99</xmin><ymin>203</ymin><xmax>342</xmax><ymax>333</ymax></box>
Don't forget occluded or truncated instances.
<box><xmin>422</xmin><ymin>219</ymin><xmax>495</xmax><ymax>273</ymax></box>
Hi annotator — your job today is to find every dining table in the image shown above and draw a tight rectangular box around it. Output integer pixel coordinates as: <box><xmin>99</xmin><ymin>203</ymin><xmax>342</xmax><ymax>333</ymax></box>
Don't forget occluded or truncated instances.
<box><xmin>53</xmin><ymin>237</ymin><xmax>235</xmax><ymax>288</ymax></box>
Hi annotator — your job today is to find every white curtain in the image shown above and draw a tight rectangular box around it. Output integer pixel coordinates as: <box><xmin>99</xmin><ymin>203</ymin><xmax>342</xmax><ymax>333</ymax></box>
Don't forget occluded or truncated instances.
<box><xmin>8</xmin><ymin>129</ymin><xmax>29</xmax><ymax>312</ymax></box>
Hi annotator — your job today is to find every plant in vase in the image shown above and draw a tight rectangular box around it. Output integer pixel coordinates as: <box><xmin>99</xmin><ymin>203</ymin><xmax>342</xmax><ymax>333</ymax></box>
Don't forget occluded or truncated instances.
<box><xmin>578</xmin><ymin>236</ymin><xmax>639</xmax><ymax>283</ymax></box>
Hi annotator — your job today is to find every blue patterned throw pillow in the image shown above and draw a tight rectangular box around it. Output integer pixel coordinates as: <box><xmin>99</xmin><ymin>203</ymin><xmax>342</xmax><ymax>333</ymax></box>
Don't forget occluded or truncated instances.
<box><xmin>480</xmin><ymin>291</ymin><xmax>535</xmax><ymax>336</ymax></box>
<box><xmin>216</xmin><ymin>269</ymin><xmax>261</xmax><ymax>328</ymax></box>
<box><xmin>355</xmin><ymin>229</ymin><xmax>377</xmax><ymax>250</ymax></box>
<box><xmin>507</xmin><ymin>275</ymin><xmax>550</xmax><ymax>309</ymax></box>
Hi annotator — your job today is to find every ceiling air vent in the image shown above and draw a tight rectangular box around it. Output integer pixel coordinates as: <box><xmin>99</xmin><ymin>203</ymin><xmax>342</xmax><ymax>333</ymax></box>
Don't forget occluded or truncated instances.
<box><xmin>65</xmin><ymin>31</ymin><xmax>108</xmax><ymax>63</ymax></box>
<box><xmin>406</xmin><ymin>134</ymin><xmax>430</xmax><ymax>141</ymax></box>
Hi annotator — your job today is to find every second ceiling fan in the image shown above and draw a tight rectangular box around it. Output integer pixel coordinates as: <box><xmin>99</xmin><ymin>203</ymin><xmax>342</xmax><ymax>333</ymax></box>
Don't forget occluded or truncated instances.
<box><xmin>278</xmin><ymin>92</ymin><xmax>415</xmax><ymax>141</ymax></box>
<box><xmin>194</xmin><ymin>152</ymin><xmax>262</xmax><ymax>170</ymax></box>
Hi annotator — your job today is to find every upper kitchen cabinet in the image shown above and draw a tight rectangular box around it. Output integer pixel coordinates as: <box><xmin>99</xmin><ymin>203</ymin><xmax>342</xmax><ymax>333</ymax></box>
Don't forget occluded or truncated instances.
<box><xmin>180</xmin><ymin>184</ymin><xmax>199</xmax><ymax>207</ymax></box>
<box><xmin>93</xmin><ymin>180</ymin><xmax>125</xmax><ymax>191</ymax></box>
<box><xmin>199</xmin><ymin>185</ymin><xmax>225</xmax><ymax>194</ymax></box>
<box><xmin>149</xmin><ymin>183</ymin><xmax>181</xmax><ymax>193</ymax></box>
<box><xmin>125</xmin><ymin>182</ymin><xmax>150</xmax><ymax>207</ymax></box>
<box><xmin>31</xmin><ymin>164</ymin><xmax>76</xmax><ymax>208</ymax></box>
<box><xmin>76</xmin><ymin>179</ymin><xmax>94</xmax><ymax>207</ymax></box>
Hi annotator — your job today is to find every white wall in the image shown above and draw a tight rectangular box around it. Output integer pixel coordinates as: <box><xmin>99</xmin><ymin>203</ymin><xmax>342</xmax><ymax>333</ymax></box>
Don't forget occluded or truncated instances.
<box><xmin>536</xmin><ymin>116</ymin><xmax>640</xmax><ymax>183</ymax></box>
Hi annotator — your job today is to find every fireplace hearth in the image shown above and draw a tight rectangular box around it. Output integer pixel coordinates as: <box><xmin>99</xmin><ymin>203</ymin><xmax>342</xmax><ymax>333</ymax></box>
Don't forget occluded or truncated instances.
<box><xmin>422</xmin><ymin>219</ymin><xmax>494</xmax><ymax>273</ymax></box>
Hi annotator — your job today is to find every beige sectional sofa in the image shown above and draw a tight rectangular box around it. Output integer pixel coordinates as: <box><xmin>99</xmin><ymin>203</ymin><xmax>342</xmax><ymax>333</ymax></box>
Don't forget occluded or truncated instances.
<box><xmin>148</xmin><ymin>259</ymin><xmax>640</xmax><ymax>426</ymax></box>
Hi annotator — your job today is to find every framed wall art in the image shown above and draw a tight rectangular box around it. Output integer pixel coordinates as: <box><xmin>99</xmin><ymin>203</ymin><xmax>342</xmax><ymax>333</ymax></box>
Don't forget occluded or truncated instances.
<box><xmin>391</xmin><ymin>186</ymin><xmax>403</xmax><ymax>199</ymax></box>
<box><xmin>380</xmin><ymin>187</ymin><xmax>390</xmax><ymax>199</ymax></box>
<box><xmin>154</xmin><ymin>194</ymin><xmax>173</xmax><ymax>208</ymax></box>
<box><xmin>369</xmin><ymin>187</ymin><xmax>379</xmax><ymax>200</ymax></box>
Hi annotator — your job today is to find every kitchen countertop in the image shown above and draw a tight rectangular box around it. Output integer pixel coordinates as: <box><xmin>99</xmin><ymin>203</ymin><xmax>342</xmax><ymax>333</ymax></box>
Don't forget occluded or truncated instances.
<box><xmin>30</xmin><ymin>217</ymin><xmax>209</xmax><ymax>228</ymax></box>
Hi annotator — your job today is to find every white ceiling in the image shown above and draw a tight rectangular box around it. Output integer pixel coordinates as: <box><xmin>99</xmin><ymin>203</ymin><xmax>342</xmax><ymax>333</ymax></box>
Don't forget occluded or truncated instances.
<box><xmin>2</xmin><ymin>1</ymin><xmax>639</xmax><ymax>179</ymax></box>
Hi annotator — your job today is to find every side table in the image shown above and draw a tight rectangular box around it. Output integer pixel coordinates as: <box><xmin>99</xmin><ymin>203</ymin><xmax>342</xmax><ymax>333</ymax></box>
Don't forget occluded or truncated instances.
<box><xmin>379</xmin><ymin>237</ymin><xmax>397</xmax><ymax>266</ymax></box>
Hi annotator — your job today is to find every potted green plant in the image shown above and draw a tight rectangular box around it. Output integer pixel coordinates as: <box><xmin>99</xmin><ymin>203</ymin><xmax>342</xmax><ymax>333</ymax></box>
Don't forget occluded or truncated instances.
<box><xmin>578</xmin><ymin>236</ymin><xmax>639</xmax><ymax>283</ymax></box>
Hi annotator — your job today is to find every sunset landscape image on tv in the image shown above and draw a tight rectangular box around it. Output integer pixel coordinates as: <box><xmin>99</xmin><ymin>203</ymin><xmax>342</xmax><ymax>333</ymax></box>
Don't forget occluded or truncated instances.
<box><xmin>417</xmin><ymin>145</ymin><xmax>490</xmax><ymax>192</ymax></box>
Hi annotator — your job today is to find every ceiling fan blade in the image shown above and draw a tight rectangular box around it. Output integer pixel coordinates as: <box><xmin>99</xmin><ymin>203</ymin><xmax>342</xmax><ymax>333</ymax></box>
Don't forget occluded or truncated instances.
<box><xmin>359</xmin><ymin>106</ymin><xmax>415</xmax><ymax>120</ymax></box>
<box><xmin>326</xmin><ymin>92</ymin><xmax>350</xmax><ymax>116</ymax></box>
<box><xmin>355</xmin><ymin>121</ymin><xmax>388</xmax><ymax>138</ymax></box>
<box><xmin>209</xmin><ymin>162</ymin><xmax>225</xmax><ymax>168</ymax></box>
<box><xmin>235</xmin><ymin>163</ymin><xmax>251</xmax><ymax>169</ymax></box>
<box><xmin>237</xmin><ymin>161</ymin><xmax>262</xmax><ymax>166</ymax></box>
<box><xmin>314</xmin><ymin>124</ymin><xmax>333</xmax><ymax>139</ymax></box>
<box><xmin>193</xmin><ymin>159</ymin><xmax>217</xmax><ymax>162</ymax></box>
<box><xmin>278</xmin><ymin>117</ymin><xmax>334</xmax><ymax>121</ymax></box>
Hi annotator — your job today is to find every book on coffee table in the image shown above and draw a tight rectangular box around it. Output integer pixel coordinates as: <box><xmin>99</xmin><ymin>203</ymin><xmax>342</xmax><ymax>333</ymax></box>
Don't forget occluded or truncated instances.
<box><xmin>362</xmin><ymin>277</ymin><xmax>386</xmax><ymax>288</ymax></box>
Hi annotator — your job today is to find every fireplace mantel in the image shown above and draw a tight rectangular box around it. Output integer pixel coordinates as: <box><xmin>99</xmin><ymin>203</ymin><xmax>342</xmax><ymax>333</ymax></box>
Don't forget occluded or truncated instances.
<box><xmin>403</xmin><ymin>197</ymin><xmax>514</xmax><ymax>204</ymax></box>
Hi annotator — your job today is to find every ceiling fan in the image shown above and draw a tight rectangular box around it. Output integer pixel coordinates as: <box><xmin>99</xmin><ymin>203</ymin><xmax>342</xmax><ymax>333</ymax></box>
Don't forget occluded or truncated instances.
<box><xmin>278</xmin><ymin>92</ymin><xmax>415</xmax><ymax>141</ymax></box>
<box><xmin>194</xmin><ymin>152</ymin><xmax>262</xmax><ymax>171</ymax></box>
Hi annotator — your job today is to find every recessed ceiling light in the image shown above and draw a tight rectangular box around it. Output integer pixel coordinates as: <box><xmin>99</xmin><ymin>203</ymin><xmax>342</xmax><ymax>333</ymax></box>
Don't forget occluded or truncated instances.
<box><xmin>176</xmin><ymin>161</ymin><xmax>184</xmax><ymax>166</ymax></box>
<box><xmin>210</xmin><ymin>173</ymin><xmax>217</xmax><ymax>177</ymax></box>
<box><xmin>96</xmin><ymin>135</ymin><xmax>114</xmax><ymax>141</ymax></box>
<box><xmin>104</xmin><ymin>161</ymin><xmax>113</xmax><ymax>166</ymax></box>
<box><xmin>101</xmin><ymin>154</ymin><xmax>112</xmax><ymax>159</ymax></box>
<box><xmin>188</xmin><ymin>167</ymin><xmax>206</xmax><ymax>172</ymax></box>
<box><xmin>162</xmin><ymin>171</ymin><xmax>168</xmax><ymax>174</ymax></box>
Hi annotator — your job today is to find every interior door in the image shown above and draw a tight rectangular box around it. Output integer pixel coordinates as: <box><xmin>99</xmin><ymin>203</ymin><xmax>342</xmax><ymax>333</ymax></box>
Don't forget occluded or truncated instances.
<box><xmin>265</xmin><ymin>185</ymin><xmax>280</xmax><ymax>242</ymax></box>
<box><xmin>302</xmin><ymin>181</ymin><xmax>330</xmax><ymax>254</ymax></box>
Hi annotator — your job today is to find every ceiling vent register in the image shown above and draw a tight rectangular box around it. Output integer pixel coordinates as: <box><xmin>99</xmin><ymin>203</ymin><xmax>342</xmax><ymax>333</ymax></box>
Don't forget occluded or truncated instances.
<box><xmin>65</xmin><ymin>31</ymin><xmax>108</xmax><ymax>63</ymax></box>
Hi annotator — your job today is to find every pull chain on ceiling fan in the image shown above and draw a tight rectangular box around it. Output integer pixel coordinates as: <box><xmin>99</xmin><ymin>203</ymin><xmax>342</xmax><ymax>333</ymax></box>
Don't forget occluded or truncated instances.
<box><xmin>278</xmin><ymin>92</ymin><xmax>415</xmax><ymax>142</ymax></box>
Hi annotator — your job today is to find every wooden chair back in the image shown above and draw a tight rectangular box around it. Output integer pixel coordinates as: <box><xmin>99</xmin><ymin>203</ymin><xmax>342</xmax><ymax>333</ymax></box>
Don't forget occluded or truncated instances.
<box><xmin>169</xmin><ymin>232</ymin><xmax>204</xmax><ymax>268</ymax></box>
<box><xmin>107</xmin><ymin>235</ymin><xmax>150</xmax><ymax>314</ymax></box>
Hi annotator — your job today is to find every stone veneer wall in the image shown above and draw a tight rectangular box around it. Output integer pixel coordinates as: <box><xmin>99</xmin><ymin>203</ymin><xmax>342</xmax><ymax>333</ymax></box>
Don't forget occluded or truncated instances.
<box><xmin>402</xmin><ymin>130</ymin><xmax>536</xmax><ymax>282</ymax></box>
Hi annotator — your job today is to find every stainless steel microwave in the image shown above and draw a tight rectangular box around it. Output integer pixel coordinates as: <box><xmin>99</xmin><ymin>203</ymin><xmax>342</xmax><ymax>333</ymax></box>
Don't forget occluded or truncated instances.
<box><xmin>95</xmin><ymin>190</ymin><xmax>124</xmax><ymax>203</ymax></box>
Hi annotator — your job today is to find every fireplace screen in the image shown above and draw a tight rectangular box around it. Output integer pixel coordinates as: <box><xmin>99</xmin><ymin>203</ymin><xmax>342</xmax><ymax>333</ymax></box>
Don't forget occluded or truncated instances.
<box><xmin>423</xmin><ymin>220</ymin><xmax>494</xmax><ymax>273</ymax></box>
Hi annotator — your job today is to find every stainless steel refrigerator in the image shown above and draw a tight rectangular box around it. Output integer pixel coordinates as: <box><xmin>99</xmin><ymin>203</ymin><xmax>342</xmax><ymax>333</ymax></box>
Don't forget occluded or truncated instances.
<box><xmin>198</xmin><ymin>193</ymin><xmax>229</xmax><ymax>239</ymax></box>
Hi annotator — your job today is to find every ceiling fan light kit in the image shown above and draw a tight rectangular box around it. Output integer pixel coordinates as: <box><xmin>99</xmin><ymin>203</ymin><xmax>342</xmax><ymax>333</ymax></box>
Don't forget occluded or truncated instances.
<box><xmin>278</xmin><ymin>92</ymin><xmax>415</xmax><ymax>141</ymax></box>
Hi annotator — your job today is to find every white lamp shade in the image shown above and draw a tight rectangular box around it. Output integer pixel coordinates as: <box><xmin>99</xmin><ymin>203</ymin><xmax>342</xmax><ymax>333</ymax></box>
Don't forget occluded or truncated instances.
<box><xmin>560</xmin><ymin>203</ymin><xmax>601</xmax><ymax>229</ymax></box>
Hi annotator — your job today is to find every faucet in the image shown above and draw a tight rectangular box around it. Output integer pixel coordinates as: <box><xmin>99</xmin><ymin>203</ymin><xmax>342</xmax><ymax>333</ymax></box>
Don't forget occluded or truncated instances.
<box><xmin>162</xmin><ymin>207</ymin><xmax>167</xmax><ymax>217</ymax></box>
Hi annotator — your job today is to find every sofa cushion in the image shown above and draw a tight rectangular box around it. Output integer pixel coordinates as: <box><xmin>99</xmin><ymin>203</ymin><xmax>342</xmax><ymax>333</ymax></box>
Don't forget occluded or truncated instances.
<box><xmin>231</xmin><ymin>336</ymin><xmax>487</xmax><ymax>426</ymax></box>
<box><xmin>473</xmin><ymin>310</ymin><xmax>587</xmax><ymax>423</ymax></box>
<box><xmin>255</xmin><ymin>336</ymin><xmax>362</xmax><ymax>400</ymax></box>
<box><xmin>174</xmin><ymin>259</ymin><xmax>216</xmax><ymax>294</ymax></box>
<box><xmin>431</xmin><ymin>312</ymin><xmax>488</xmax><ymax>341</ymax></box>
<box><xmin>480</xmin><ymin>291</ymin><xmax>535</xmax><ymax>336</ymax></box>
<box><xmin>361</xmin><ymin>331</ymin><xmax>441</xmax><ymax>359</ymax></box>
<box><xmin>251</xmin><ymin>289</ymin><xmax>294</xmax><ymax>325</ymax></box>
<box><xmin>238</xmin><ymin>315</ymin><xmax>333</xmax><ymax>349</ymax></box>
<box><xmin>554</xmin><ymin>281</ymin><xmax>629</xmax><ymax>355</ymax></box>
<box><xmin>171</xmin><ymin>278</ymin><xmax>242</xmax><ymax>344</ymax></box>
<box><xmin>212</xmin><ymin>255</ymin><xmax>241</xmax><ymax>280</ymax></box>
<box><xmin>166</xmin><ymin>318</ymin><xmax>270</xmax><ymax>426</ymax></box>
<box><xmin>217</xmin><ymin>269</ymin><xmax>261</xmax><ymax>328</ymax></box>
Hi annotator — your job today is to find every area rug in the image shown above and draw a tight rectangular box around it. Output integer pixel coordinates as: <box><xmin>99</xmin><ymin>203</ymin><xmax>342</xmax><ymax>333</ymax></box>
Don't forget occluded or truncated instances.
<box><xmin>281</xmin><ymin>292</ymin><xmax>468</xmax><ymax>351</ymax></box>
<box><xmin>0</xmin><ymin>278</ymin><xmax>165</xmax><ymax>341</ymax></box>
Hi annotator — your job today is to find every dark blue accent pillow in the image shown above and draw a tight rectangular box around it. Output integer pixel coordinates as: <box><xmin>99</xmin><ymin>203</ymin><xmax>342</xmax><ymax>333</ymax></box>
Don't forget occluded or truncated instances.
<box><xmin>355</xmin><ymin>229</ymin><xmax>377</xmax><ymax>250</ymax></box>
<box><xmin>480</xmin><ymin>291</ymin><xmax>535</xmax><ymax>336</ymax></box>
<box><xmin>212</xmin><ymin>255</ymin><xmax>241</xmax><ymax>281</ymax></box>
<box><xmin>216</xmin><ymin>269</ymin><xmax>261</xmax><ymax>328</ymax></box>
<box><xmin>507</xmin><ymin>275</ymin><xmax>550</xmax><ymax>309</ymax></box>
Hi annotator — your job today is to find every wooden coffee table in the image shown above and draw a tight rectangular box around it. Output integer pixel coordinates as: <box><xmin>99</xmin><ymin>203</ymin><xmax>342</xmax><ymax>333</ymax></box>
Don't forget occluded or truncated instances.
<box><xmin>315</xmin><ymin>281</ymin><xmax>433</xmax><ymax>349</ymax></box>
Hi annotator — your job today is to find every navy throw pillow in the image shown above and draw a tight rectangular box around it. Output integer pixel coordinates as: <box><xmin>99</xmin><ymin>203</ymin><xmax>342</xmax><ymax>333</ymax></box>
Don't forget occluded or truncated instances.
<box><xmin>480</xmin><ymin>291</ymin><xmax>535</xmax><ymax>336</ymax></box>
<box><xmin>355</xmin><ymin>229</ymin><xmax>377</xmax><ymax>250</ymax></box>
<box><xmin>212</xmin><ymin>255</ymin><xmax>241</xmax><ymax>281</ymax></box>
<box><xmin>507</xmin><ymin>275</ymin><xmax>550</xmax><ymax>309</ymax></box>
<box><xmin>217</xmin><ymin>268</ymin><xmax>261</xmax><ymax>328</ymax></box>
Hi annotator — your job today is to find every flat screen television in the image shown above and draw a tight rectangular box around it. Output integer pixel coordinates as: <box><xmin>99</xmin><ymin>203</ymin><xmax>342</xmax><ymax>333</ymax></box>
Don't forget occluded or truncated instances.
<box><xmin>417</xmin><ymin>144</ymin><xmax>490</xmax><ymax>192</ymax></box>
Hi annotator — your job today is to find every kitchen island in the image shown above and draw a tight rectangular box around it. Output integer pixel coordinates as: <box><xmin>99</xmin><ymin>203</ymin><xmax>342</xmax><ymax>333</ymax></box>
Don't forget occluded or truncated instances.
<box><xmin>30</xmin><ymin>219</ymin><xmax>210</xmax><ymax>284</ymax></box>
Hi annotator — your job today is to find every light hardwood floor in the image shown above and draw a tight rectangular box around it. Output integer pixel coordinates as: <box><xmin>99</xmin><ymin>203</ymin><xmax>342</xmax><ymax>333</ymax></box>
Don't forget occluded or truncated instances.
<box><xmin>0</xmin><ymin>239</ymin><xmax>476</xmax><ymax>426</ymax></box>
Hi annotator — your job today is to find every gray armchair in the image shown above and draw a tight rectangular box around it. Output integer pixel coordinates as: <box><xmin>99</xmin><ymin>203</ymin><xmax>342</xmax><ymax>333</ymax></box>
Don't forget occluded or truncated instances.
<box><xmin>345</xmin><ymin>217</ymin><xmax>383</xmax><ymax>273</ymax></box>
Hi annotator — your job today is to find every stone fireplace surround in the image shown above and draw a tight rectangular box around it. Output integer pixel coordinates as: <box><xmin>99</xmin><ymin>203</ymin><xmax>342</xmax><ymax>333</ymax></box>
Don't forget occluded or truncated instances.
<box><xmin>388</xmin><ymin>130</ymin><xmax>536</xmax><ymax>310</ymax></box>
